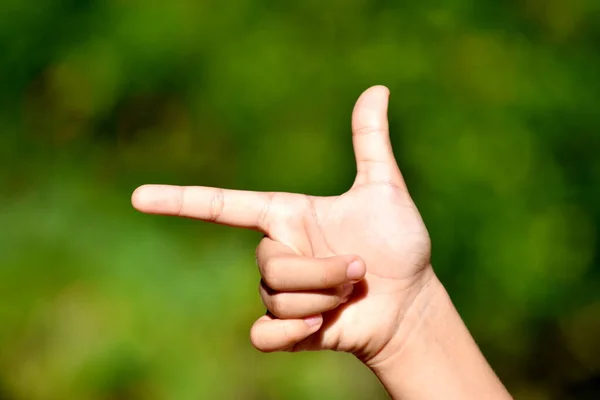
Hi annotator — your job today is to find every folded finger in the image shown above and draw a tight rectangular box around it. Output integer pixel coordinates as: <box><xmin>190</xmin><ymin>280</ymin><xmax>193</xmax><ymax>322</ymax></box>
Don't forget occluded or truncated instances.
<box><xmin>256</xmin><ymin>238</ymin><xmax>366</xmax><ymax>291</ymax></box>
<box><xmin>259</xmin><ymin>281</ymin><xmax>354</xmax><ymax>319</ymax></box>
<box><xmin>250</xmin><ymin>313</ymin><xmax>323</xmax><ymax>353</ymax></box>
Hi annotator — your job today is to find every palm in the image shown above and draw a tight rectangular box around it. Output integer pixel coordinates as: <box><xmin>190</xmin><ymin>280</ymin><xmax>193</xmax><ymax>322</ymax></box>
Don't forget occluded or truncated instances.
<box><xmin>132</xmin><ymin>86</ymin><xmax>431</xmax><ymax>360</ymax></box>
<box><xmin>266</xmin><ymin>182</ymin><xmax>430</xmax><ymax>355</ymax></box>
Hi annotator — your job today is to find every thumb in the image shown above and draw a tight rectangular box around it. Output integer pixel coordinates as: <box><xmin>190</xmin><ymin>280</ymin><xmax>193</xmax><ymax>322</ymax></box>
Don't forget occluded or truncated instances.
<box><xmin>351</xmin><ymin>85</ymin><xmax>404</xmax><ymax>187</ymax></box>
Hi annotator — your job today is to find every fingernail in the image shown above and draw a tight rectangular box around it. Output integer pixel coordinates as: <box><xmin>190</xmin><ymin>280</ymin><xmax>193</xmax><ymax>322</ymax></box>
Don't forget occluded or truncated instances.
<box><xmin>347</xmin><ymin>260</ymin><xmax>365</xmax><ymax>280</ymax></box>
<box><xmin>304</xmin><ymin>315</ymin><xmax>322</xmax><ymax>327</ymax></box>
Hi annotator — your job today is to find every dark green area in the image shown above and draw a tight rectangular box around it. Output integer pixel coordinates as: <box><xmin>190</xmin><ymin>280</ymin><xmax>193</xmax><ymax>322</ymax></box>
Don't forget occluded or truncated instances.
<box><xmin>1</xmin><ymin>0</ymin><xmax>599</xmax><ymax>398</ymax></box>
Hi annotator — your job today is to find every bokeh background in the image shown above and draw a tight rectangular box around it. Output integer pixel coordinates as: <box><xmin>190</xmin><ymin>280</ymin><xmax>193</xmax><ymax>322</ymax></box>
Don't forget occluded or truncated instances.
<box><xmin>1</xmin><ymin>0</ymin><xmax>600</xmax><ymax>399</ymax></box>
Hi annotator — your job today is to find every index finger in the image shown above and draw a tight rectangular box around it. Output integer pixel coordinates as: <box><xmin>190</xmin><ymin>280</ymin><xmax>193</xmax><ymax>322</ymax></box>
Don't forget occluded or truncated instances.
<box><xmin>131</xmin><ymin>184</ymin><xmax>274</xmax><ymax>232</ymax></box>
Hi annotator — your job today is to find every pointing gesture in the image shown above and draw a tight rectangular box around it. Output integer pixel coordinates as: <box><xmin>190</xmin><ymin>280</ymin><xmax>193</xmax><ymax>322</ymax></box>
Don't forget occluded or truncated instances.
<box><xmin>132</xmin><ymin>86</ymin><xmax>432</xmax><ymax>362</ymax></box>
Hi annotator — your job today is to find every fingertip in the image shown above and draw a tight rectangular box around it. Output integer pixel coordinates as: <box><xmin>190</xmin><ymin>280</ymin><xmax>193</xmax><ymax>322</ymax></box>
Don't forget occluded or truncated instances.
<box><xmin>131</xmin><ymin>185</ymin><xmax>149</xmax><ymax>210</ymax></box>
<box><xmin>250</xmin><ymin>315</ymin><xmax>320</xmax><ymax>353</ymax></box>
<box><xmin>370</xmin><ymin>85</ymin><xmax>390</xmax><ymax>96</ymax></box>
<box><xmin>304</xmin><ymin>314</ymin><xmax>323</xmax><ymax>328</ymax></box>
<box><xmin>131</xmin><ymin>184</ymin><xmax>180</xmax><ymax>214</ymax></box>
<box><xmin>131</xmin><ymin>184</ymin><xmax>162</xmax><ymax>212</ymax></box>
<box><xmin>359</xmin><ymin>85</ymin><xmax>390</xmax><ymax>103</ymax></box>
<box><xmin>249</xmin><ymin>318</ymin><xmax>275</xmax><ymax>353</ymax></box>
<box><xmin>346</xmin><ymin>258</ymin><xmax>367</xmax><ymax>281</ymax></box>
<box><xmin>353</xmin><ymin>86</ymin><xmax>390</xmax><ymax>126</ymax></box>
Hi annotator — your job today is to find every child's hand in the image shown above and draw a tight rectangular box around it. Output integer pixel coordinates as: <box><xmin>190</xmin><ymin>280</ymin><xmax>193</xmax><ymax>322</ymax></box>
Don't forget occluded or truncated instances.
<box><xmin>132</xmin><ymin>86</ymin><xmax>433</xmax><ymax>365</ymax></box>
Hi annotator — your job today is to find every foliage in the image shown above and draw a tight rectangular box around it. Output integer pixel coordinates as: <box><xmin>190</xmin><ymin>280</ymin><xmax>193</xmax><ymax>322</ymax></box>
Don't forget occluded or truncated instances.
<box><xmin>1</xmin><ymin>1</ymin><xmax>599</xmax><ymax>399</ymax></box>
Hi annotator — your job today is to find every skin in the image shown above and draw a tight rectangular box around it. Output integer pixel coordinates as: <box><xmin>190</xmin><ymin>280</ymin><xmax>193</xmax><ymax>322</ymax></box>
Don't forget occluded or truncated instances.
<box><xmin>131</xmin><ymin>86</ymin><xmax>513</xmax><ymax>399</ymax></box>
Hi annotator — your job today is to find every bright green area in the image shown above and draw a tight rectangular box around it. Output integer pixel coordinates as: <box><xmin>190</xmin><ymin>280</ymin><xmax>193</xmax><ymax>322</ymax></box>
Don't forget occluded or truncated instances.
<box><xmin>1</xmin><ymin>1</ymin><xmax>599</xmax><ymax>399</ymax></box>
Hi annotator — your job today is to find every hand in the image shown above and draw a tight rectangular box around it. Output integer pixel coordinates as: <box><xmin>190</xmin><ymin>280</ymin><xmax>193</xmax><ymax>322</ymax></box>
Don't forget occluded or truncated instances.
<box><xmin>131</xmin><ymin>86</ymin><xmax>433</xmax><ymax>365</ymax></box>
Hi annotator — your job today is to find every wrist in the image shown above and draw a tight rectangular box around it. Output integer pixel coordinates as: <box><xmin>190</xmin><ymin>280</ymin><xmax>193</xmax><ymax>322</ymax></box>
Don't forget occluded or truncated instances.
<box><xmin>362</xmin><ymin>265</ymin><xmax>444</xmax><ymax>370</ymax></box>
<box><xmin>363</xmin><ymin>268</ymin><xmax>511</xmax><ymax>400</ymax></box>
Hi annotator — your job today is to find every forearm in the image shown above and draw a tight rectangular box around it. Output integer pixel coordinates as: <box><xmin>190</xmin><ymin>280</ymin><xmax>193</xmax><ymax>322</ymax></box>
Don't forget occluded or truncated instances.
<box><xmin>367</xmin><ymin>270</ymin><xmax>512</xmax><ymax>400</ymax></box>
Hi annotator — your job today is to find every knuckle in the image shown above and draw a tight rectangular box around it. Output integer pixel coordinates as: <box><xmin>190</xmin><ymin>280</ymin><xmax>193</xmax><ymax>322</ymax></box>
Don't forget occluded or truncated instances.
<box><xmin>258</xmin><ymin>280</ymin><xmax>267</xmax><ymax>298</ymax></box>
<box><xmin>255</xmin><ymin>240</ymin><xmax>267</xmax><ymax>265</ymax></box>
<box><xmin>320</xmin><ymin>259</ymin><xmax>339</xmax><ymax>288</ymax></box>
<box><xmin>280</xmin><ymin>321</ymin><xmax>292</xmax><ymax>342</ymax></box>
<box><xmin>254</xmin><ymin>246</ymin><xmax>261</xmax><ymax>267</ymax></box>
<box><xmin>259</xmin><ymin>280</ymin><xmax>273</xmax><ymax>305</ymax></box>
<box><xmin>208</xmin><ymin>188</ymin><xmax>225</xmax><ymax>222</ymax></box>
<box><xmin>332</xmin><ymin>292</ymin><xmax>343</xmax><ymax>308</ymax></box>
<box><xmin>353</xmin><ymin>125</ymin><xmax>387</xmax><ymax>137</ymax></box>
<box><xmin>268</xmin><ymin>294</ymin><xmax>286</xmax><ymax>317</ymax></box>
<box><xmin>262</xmin><ymin>258</ymin><xmax>282</xmax><ymax>289</ymax></box>
<box><xmin>176</xmin><ymin>187</ymin><xmax>187</xmax><ymax>216</ymax></box>
<box><xmin>320</xmin><ymin>266</ymin><xmax>330</xmax><ymax>288</ymax></box>
<box><xmin>257</xmin><ymin>193</ymin><xmax>274</xmax><ymax>231</ymax></box>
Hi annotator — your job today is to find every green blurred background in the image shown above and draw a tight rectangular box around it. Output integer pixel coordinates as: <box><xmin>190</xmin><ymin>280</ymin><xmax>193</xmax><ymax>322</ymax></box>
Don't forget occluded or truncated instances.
<box><xmin>1</xmin><ymin>0</ymin><xmax>599</xmax><ymax>399</ymax></box>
